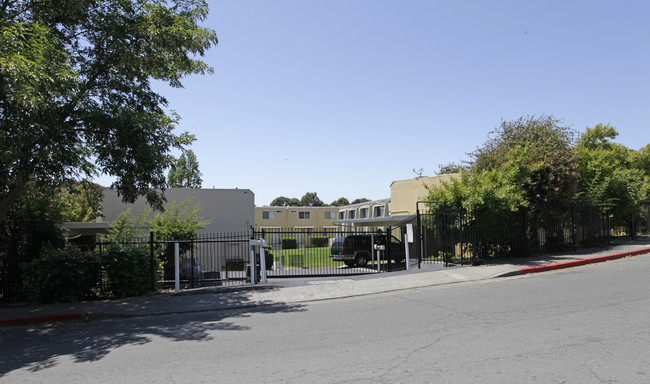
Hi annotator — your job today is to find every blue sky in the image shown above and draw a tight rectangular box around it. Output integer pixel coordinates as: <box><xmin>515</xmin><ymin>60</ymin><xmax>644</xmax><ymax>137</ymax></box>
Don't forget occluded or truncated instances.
<box><xmin>96</xmin><ymin>0</ymin><xmax>650</xmax><ymax>206</ymax></box>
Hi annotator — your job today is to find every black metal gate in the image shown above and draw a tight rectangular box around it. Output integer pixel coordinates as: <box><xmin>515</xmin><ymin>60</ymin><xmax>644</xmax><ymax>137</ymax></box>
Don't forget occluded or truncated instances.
<box><xmin>254</xmin><ymin>227</ymin><xmax>410</xmax><ymax>277</ymax></box>
<box><xmin>415</xmin><ymin>205</ymin><xmax>465</xmax><ymax>268</ymax></box>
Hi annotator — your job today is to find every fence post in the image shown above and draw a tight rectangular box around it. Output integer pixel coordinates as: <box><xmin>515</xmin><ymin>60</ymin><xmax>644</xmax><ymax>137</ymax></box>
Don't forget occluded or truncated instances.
<box><xmin>174</xmin><ymin>242</ymin><xmax>180</xmax><ymax>294</ymax></box>
<box><xmin>404</xmin><ymin>225</ymin><xmax>411</xmax><ymax>270</ymax></box>
<box><xmin>416</xmin><ymin>206</ymin><xmax>422</xmax><ymax>269</ymax></box>
<box><xmin>387</xmin><ymin>226</ymin><xmax>392</xmax><ymax>272</ymax></box>
<box><xmin>190</xmin><ymin>238</ymin><xmax>195</xmax><ymax>289</ymax></box>
<box><xmin>260</xmin><ymin>241</ymin><xmax>267</xmax><ymax>283</ymax></box>
<box><xmin>249</xmin><ymin>240</ymin><xmax>256</xmax><ymax>287</ymax></box>
<box><xmin>149</xmin><ymin>232</ymin><xmax>155</xmax><ymax>292</ymax></box>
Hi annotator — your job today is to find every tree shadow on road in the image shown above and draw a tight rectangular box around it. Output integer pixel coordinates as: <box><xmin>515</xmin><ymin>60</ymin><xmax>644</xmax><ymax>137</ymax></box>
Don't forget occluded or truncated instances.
<box><xmin>0</xmin><ymin>286</ymin><xmax>305</xmax><ymax>377</ymax></box>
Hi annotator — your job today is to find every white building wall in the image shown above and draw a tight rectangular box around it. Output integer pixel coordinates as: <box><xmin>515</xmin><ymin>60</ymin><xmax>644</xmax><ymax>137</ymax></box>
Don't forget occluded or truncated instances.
<box><xmin>101</xmin><ymin>188</ymin><xmax>255</xmax><ymax>234</ymax></box>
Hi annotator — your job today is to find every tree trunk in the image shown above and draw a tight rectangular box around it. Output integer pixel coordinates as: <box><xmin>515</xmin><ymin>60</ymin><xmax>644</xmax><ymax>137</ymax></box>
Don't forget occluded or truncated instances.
<box><xmin>0</xmin><ymin>169</ymin><xmax>29</xmax><ymax>225</ymax></box>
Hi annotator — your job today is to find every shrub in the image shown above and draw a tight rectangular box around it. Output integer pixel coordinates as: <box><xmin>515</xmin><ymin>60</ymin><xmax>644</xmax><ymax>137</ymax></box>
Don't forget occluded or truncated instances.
<box><xmin>310</xmin><ymin>236</ymin><xmax>329</xmax><ymax>247</ymax></box>
<box><xmin>101</xmin><ymin>245</ymin><xmax>153</xmax><ymax>298</ymax></box>
<box><xmin>281</xmin><ymin>237</ymin><xmax>297</xmax><ymax>249</ymax></box>
<box><xmin>23</xmin><ymin>247</ymin><xmax>100</xmax><ymax>304</ymax></box>
<box><xmin>226</xmin><ymin>259</ymin><xmax>246</xmax><ymax>271</ymax></box>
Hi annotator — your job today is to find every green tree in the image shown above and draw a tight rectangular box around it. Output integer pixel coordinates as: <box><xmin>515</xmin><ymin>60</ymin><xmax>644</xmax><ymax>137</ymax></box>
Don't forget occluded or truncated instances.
<box><xmin>150</xmin><ymin>198</ymin><xmax>210</xmax><ymax>241</ymax></box>
<box><xmin>0</xmin><ymin>0</ymin><xmax>218</xmax><ymax>225</ymax></box>
<box><xmin>270</xmin><ymin>196</ymin><xmax>300</xmax><ymax>207</ymax></box>
<box><xmin>575</xmin><ymin>124</ymin><xmax>648</xmax><ymax>232</ymax></box>
<box><xmin>470</xmin><ymin>115</ymin><xmax>578</xmax><ymax>211</ymax></box>
<box><xmin>437</xmin><ymin>162</ymin><xmax>467</xmax><ymax>175</ymax></box>
<box><xmin>426</xmin><ymin>149</ymin><xmax>530</xmax><ymax>214</ymax></box>
<box><xmin>330</xmin><ymin>197</ymin><xmax>350</xmax><ymax>207</ymax></box>
<box><xmin>300</xmin><ymin>192</ymin><xmax>325</xmax><ymax>207</ymax></box>
<box><xmin>426</xmin><ymin>116</ymin><xmax>579</xmax><ymax>256</ymax></box>
<box><xmin>0</xmin><ymin>181</ymin><xmax>67</xmax><ymax>298</ymax></box>
<box><xmin>167</xmin><ymin>150</ymin><xmax>202</xmax><ymax>188</ymax></box>
<box><xmin>631</xmin><ymin>144</ymin><xmax>650</xmax><ymax>179</ymax></box>
<box><xmin>103</xmin><ymin>207</ymin><xmax>152</xmax><ymax>244</ymax></box>
<box><xmin>102</xmin><ymin>197</ymin><xmax>210</xmax><ymax>281</ymax></box>
<box><xmin>632</xmin><ymin>144</ymin><xmax>650</xmax><ymax>203</ymax></box>
<box><xmin>149</xmin><ymin>198</ymin><xmax>210</xmax><ymax>279</ymax></box>
<box><xmin>59</xmin><ymin>182</ymin><xmax>104</xmax><ymax>222</ymax></box>
<box><xmin>351</xmin><ymin>198</ymin><xmax>371</xmax><ymax>204</ymax></box>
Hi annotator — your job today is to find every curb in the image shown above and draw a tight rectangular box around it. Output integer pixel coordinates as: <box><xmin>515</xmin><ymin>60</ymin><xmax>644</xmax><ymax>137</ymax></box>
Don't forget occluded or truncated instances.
<box><xmin>518</xmin><ymin>247</ymin><xmax>650</xmax><ymax>275</ymax></box>
<box><xmin>0</xmin><ymin>312</ymin><xmax>89</xmax><ymax>327</ymax></box>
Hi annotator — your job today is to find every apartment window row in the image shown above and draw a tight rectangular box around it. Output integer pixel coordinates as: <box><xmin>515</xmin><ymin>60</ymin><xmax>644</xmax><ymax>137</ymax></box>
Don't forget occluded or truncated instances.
<box><xmin>263</xmin><ymin>210</ymin><xmax>337</xmax><ymax>220</ymax></box>
<box><xmin>337</xmin><ymin>204</ymin><xmax>388</xmax><ymax>220</ymax></box>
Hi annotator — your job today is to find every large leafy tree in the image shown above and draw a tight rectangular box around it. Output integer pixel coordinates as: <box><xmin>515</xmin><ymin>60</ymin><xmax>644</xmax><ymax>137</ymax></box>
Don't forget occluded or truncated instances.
<box><xmin>426</xmin><ymin>115</ymin><xmax>579</xmax><ymax>233</ymax></box>
<box><xmin>0</xmin><ymin>181</ymin><xmax>66</xmax><ymax>297</ymax></box>
<box><xmin>574</xmin><ymin>124</ymin><xmax>648</xmax><ymax>231</ymax></box>
<box><xmin>300</xmin><ymin>192</ymin><xmax>325</xmax><ymax>207</ymax></box>
<box><xmin>469</xmin><ymin>115</ymin><xmax>578</xmax><ymax>211</ymax></box>
<box><xmin>59</xmin><ymin>181</ymin><xmax>104</xmax><ymax>222</ymax></box>
<box><xmin>270</xmin><ymin>196</ymin><xmax>300</xmax><ymax>207</ymax></box>
<box><xmin>167</xmin><ymin>149</ymin><xmax>202</xmax><ymax>188</ymax></box>
<box><xmin>330</xmin><ymin>197</ymin><xmax>350</xmax><ymax>207</ymax></box>
<box><xmin>0</xmin><ymin>0</ymin><xmax>218</xmax><ymax>225</ymax></box>
<box><xmin>437</xmin><ymin>162</ymin><xmax>467</xmax><ymax>175</ymax></box>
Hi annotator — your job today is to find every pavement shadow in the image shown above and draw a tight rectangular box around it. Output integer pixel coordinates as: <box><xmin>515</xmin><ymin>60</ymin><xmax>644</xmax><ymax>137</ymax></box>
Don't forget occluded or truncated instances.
<box><xmin>0</xmin><ymin>287</ymin><xmax>305</xmax><ymax>377</ymax></box>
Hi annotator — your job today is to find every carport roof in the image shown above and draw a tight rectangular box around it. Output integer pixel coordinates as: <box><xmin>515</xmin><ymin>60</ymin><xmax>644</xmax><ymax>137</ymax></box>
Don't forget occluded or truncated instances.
<box><xmin>332</xmin><ymin>214</ymin><xmax>416</xmax><ymax>227</ymax></box>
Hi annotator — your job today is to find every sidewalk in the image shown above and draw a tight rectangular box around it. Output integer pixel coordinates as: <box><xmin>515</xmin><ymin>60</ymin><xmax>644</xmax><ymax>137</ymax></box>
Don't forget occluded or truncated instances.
<box><xmin>2</xmin><ymin>237</ymin><xmax>650</xmax><ymax>327</ymax></box>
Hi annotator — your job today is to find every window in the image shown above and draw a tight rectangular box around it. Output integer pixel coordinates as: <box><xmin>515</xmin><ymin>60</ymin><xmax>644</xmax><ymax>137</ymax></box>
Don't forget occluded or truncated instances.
<box><xmin>360</xmin><ymin>208</ymin><xmax>369</xmax><ymax>218</ymax></box>
<box><xmin>298</xmin><ymin>211</ymin><xmax>311</xmax><ymax>220</ymax></box>
<box><xmin>348</xmin><ymin>210</ymin><xmax>356</xmax><ymax>219</ymax></box>
<box><xmin>325</xmin><ymin>211</ymin><xmax>336</xmax><ymax>219</ymax></box>
<box><xmin>338</xmin><ymin>211</ymin><xmax>345</xmax><ymax>220</ymax></box>
<box><xmin>262</xmin><ymin>211</ymin><xmax>275</xmax><ymax>220</ymax></box>
<box><xmin>374</xmin><ymin>206</ymin><xmax>385</xmax><ymax>217</ymax></box>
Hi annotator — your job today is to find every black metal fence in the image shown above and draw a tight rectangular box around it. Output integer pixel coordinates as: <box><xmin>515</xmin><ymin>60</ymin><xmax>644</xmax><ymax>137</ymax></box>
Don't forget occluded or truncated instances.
<box><xmin>255</xmin><ymin>227</ymin><xmax>415</xmax><ymax>277</ymax></box>
<box><xmin>89</xmin><ymin>227</ymin><xmax>416</xmax><ymax>291</ymax></box>
<box><xmin>2</xmin><ymin>205</ymin><xmax>647</xmax><ymax>300</ymax></box>
<box><xmin>415</xmin><ymin>205</ymin><xmax>621</xmax><ymax>266</ymax></box>
<box><xmin>94</xmin><ymin>232</ymin><xmax>253</xmax><ymax>290</ymax></box>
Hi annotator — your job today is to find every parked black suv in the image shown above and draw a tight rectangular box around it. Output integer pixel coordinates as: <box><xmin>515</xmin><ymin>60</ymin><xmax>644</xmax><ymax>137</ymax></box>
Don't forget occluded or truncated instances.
<box><xmin>330</xmin><ymin>234</ymin><xmax>405</xmax><ymax>267</ymax></box>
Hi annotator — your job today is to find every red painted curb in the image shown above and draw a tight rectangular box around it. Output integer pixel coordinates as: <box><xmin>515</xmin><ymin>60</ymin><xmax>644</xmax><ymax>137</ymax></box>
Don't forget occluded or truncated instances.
<box><xmin>0</xmin><ymin>312</ymin><xmax>88</xmax><ymax>327</ymax></box>
<box><xmin>520</xmin><ymin>247</ymin><xmax>650</xmax><ymax>275</ymax></box>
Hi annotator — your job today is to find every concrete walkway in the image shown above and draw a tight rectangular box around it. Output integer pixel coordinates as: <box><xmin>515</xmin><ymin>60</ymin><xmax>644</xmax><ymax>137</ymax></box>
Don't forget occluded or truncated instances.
<box><xmin>2</xmin><ymin>237</ymin><xmax>650</xmax><ymax>327</ymax></box>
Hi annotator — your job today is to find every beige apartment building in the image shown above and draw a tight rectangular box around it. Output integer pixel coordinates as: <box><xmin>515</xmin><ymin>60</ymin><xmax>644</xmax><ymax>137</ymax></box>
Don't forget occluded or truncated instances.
<box><xmin>389</xmin><ymin>173</ymin><xmax>457</xmax><ymax>216</ymax></box>
<box><xmin>254</xmin><ymin>206</ymin><xmax>339</xmax><ymax>231</ymax></box>
<box><xmin>253</xmin><ymin>174</ymin><xmax>459</xmax><ymax>235</ymax></box>
<box><xmin>254</xmin><ymin>206</ymin><xmax>339</xmax><ymax>248</ymax></box>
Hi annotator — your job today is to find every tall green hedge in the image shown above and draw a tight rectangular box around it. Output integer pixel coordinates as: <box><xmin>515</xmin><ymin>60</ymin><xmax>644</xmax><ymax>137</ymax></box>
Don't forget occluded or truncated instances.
<box><xmin>101</xmin><ymin>245</ymin><xmax>153</xmax><ymax>298</ymax></box>
<box><xmin>23</xmin><ymin>247</ymin><xmax>101</xmax><ymax>304</ymax></box>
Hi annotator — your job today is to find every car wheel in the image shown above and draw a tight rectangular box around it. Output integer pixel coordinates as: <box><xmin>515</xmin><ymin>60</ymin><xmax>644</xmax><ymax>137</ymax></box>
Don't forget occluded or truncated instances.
<box><xmin>355</xmin><ymin>253</ymin><xmax>368</xmax><ymax>267</ymax></box>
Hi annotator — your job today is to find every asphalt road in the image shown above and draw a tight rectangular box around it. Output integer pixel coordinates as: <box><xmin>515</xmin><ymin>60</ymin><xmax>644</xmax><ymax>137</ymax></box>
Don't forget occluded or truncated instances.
<box><xmin>2</xmin><ymin>255</ymin><xmax>649</xmax><ymax>383</ymax></box>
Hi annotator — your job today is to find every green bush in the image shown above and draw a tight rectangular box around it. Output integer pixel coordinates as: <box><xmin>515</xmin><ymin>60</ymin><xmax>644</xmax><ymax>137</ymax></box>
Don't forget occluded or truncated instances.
<box><xmin>23</xmin><ymin>247</ymin><xmax>100</xmax><ymax>304</ymax></box>
<box><xmin>281</xmin><ymin>237</ymin><xmax>297</xmax><ymax>249</ymax></box>
<box><xmin>101</xmin><ymin>245</ymin><xmax>153</xmax><ymax>298</ymax></box>
<box><xmin>310</xmin><ymin>236</ymin><xmax>329</xmax><ymax>247</ymax></box>
<box><xmin>226</xmin><ymin>259</ymin><xmax>246</xmax><ymax>271</ymax></box>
